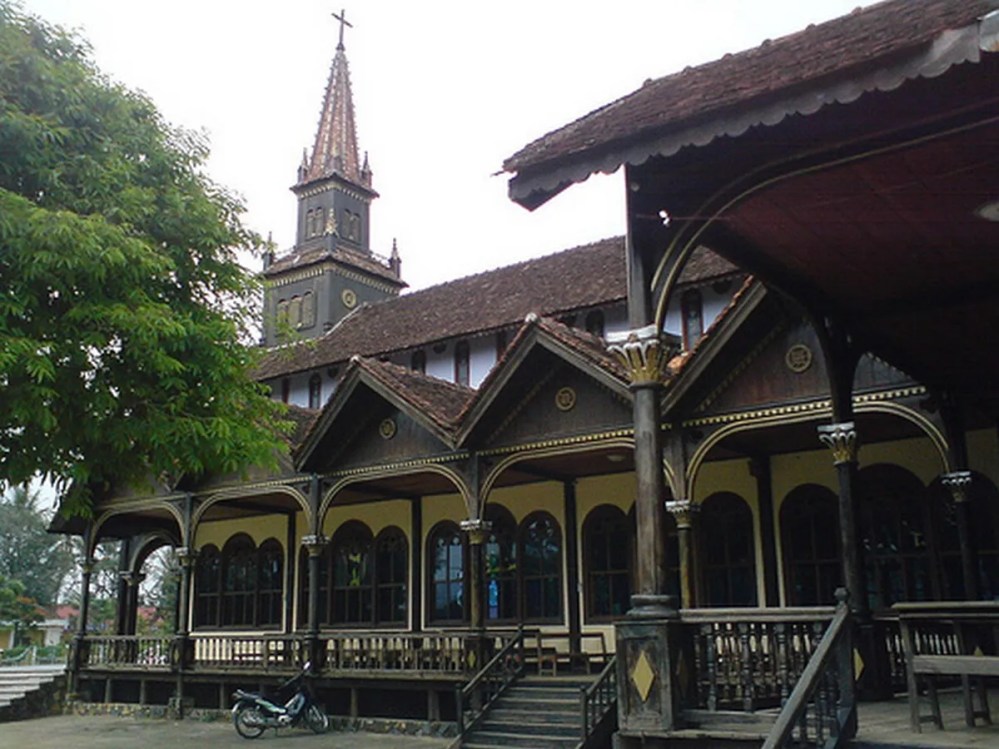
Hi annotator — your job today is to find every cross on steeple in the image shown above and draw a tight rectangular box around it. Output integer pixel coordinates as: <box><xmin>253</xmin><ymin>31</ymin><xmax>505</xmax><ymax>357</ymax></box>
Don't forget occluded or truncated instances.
<box><xmin>332</xmin><ymin>8</ymin><xmax>352</xmax><ymax>50</ymax></box>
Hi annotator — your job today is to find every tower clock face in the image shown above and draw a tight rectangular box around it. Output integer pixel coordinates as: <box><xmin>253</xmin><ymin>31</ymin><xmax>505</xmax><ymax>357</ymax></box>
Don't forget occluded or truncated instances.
<box><xmin>341</xmin><ymin>288</ymin><xmax>358</xmax><ymax>309</ymax></box>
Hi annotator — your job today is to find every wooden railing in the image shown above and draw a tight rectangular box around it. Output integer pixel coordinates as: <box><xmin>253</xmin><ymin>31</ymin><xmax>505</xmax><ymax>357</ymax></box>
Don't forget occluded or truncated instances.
<box><xmin>580</xmin><ymin>654</ymin><xmax>617</xmax><ymax>742</ymax></box>
<box><xmin>83</xmin><ymin>636</ymin><xmax>172</xmax><ymax>669</ymax></box>
<box><xmin>762</xmin><ymin>592</ymin><xmax>855</xmax><ymax>749</ymax></box>
<box><xmin>320</xmin><ymin>631</ymin><xmax>482</xmax><ymax>673</ymax></box>
<box><xmin>681</xmin><ymin>605</ymin><xmax>836</xmax><ymax>712</ymax></box>
<box><xmin>455</xmin><ymin>627</ymin><xmax>525</xmax><ymax>735</ymax></box>
<box><xmin>192</xmin><ymin>633</ymin><xmax>301</xmax><ymax>670</ymax></box>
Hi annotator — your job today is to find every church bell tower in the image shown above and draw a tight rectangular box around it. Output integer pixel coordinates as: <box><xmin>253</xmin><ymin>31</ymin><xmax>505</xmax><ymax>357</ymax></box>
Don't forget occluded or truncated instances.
<box><xmin>262</xmin><ymin>10</ymin><xmax>404</xmax><ymax>347</ymax></box>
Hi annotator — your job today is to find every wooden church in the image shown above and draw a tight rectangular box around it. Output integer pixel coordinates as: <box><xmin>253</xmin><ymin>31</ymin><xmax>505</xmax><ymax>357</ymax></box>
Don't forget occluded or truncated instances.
<box><xmin>65</xmin><ymin>1</ymin><xmax>999</xmax><ymax>745</ymax></box>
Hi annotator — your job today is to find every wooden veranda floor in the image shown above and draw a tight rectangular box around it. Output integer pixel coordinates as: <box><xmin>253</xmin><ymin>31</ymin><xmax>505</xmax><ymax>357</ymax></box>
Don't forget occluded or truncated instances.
<box><xmin>855</xmin><ymin>689</ymin><xmax>999</xmax><ymax>748</ymax></box>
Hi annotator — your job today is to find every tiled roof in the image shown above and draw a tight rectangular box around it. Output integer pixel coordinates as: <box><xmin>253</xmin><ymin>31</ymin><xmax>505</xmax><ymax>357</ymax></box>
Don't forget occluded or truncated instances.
<box><xmin>353</xmin><ymin>357</ymin><xmax>473</xmax><ymax>433</ymax></box>
<box><xmin>504</xmin><ymin>0</ymin><xmax>991</xmax><ymax>180</ymax></box>
<box><xmin>284</xmin><ymin>403</ymin><xmax>319</xmax><ymax>448</ymax></box>
<box><xmin>255</xmin><ymin>237</ymin><xmax>743</xmax><ymax>380</ymax></box>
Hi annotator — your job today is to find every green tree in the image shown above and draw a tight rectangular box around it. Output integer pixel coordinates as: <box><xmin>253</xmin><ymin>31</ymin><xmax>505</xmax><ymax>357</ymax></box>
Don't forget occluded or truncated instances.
<box><xmin>0</xmin><ymin>573</ymin><xmax>42</xmax><ymax>646</ymax></box>
<box><xmin>0</xmin><ymin>485</ymin><xmax>74</xmax><ymax>607</ymax></box>
<box><xmin>0</xmin><ymin>3</ymin><xmax>287</xmax><ymax>514</ymax></box>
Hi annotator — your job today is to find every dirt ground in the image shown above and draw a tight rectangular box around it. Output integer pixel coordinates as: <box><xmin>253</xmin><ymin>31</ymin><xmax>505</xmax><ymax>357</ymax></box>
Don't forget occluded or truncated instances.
<box><xmin>0</xmin><ymin>714</ymin><xmax>453</xmax><ymax>749</ymax></box>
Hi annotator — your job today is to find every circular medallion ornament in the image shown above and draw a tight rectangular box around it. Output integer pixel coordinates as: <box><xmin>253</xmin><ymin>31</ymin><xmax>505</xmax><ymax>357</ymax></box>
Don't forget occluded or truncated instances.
<box><xmin>555</xmin><ymin>386</ymin><xmax>577</xmax><ymax>412</ymax></box>
<box><xmin>785</xmin><ymin>344</ymin><xmax>813</xmax><ymax>373</ymax></box>
<box><xmin>341</xmin><ymin>288</ymin><xmax>357</xmax><ymax>309</ymax></box>
<box><xmin>379</xmin><ymin>418</ymin><xmax>397</xmax><ymax>440</ymax></box>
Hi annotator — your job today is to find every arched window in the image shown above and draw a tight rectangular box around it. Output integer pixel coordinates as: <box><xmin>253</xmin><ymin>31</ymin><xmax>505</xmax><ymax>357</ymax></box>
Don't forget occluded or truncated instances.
<box><xmin>375</xmin><ymin>527</ymin><xmax>408</xmax><ymax>624</ymax></box>
<box><xmin>276</xmin><ymin>299</ymin><xmax>289</xmax><ymax>327</ymax></box>
<box><xmin>315</xmin><ymin>208</ymin><xmax>325</xmax><ymax>236</ymax></box>
<box><xmin>859</xmin><ymin>465</ymin><xmax>932</xmax><ymax>609</ymax></box>
<box><xmin>428</xmin><ymin>522</ymin><xmax>465</xmax><ymax>623</ymax></box>
<box><xmin>411</xmin><ymin>350</ymin><xmax>426</xmax><ymax>374</ymax></box>
<box><xmin>701</xmin><ymin>493</ymin><xmax>757</xmax><ymax>606</ymax></box>
<box><xmin>454</xmin><ymin>341</ymin><xmax>470</xmax><ymax>386</ymax></box>
<box><xmin>257</xmin><ymin>539</ymin><xmax>284</xmax><ymax>628</ymax></box>
<box><xmin>681</xmin><ymin>289</ymin><xmax>704</xmax><ymax>350</ymax></box>
<box><xmin>520</xmin><ymin>512</ymin><xmax>562</xmax><ymax>621</ymax></box>
<box><xmin>781</xmin><ymin>485</ymin><xmax>841</xmax><ymax>606</ymax></box>
<box><xmin>222</xmin><ymin>535</ymin><xmax>258</xmax><ymax>627</ymax></box>
<box><xmin>195</xmin><ymin>544</ymin><xmax>221</xmax><ymax>627</ymax></box>
<box><xmin>585</xmin><ymin>310</ymin><xmax>605</xmax><ymax>338</ymax></box>
<box><xmin>289</xmin><ymin>296</ymin><xmax>303</xmax><ymax>329</ymax></box>
<box><xmin>308</xmin><ymin>374</ymin><xmax>322</xmax><ymax>409</ymax></box>
<box><xmin>484</xmin><ymin>505</ymin><xmax>518</xmax><ymax>622</ymax></box>
<box><xmin>584</xmin><ymin>505</ymin><xmax>631</xmax><ymax>620</ymax></box>
<box><xmin>302</xmin><ymin>291</ymin><xmax>315</xmax><ymax>328</ymax></box>
<box><xmin>331</xmin><ymin>522</ymin><xmax>373</xmax><ymax>625</ymax></box>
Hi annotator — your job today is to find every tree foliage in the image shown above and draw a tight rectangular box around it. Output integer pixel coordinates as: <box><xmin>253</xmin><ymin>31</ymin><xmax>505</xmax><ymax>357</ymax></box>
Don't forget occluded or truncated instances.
<box><xmin>0</xmin><ymin>485</ymin><xmax>74</xmax><ymax>606</ymax></box>
<box><xmin>0</xmin><ymin>3</ymin><xmax>287</xmax><ymax>514</ymax></box>
<box><xmin>0</xmin><ymin>573</ymin><xmax>42</xmax><ymax>644</ymax></box>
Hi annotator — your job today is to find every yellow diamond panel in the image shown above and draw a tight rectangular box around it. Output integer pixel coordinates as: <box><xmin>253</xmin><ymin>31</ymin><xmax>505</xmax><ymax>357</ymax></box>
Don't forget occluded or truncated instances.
<box><xmin>632</xmin><ymin>649</ymin><xmax>656</xmax><ymax>703</ymax></box>
<box><xmin>853</xmin><ymin>647</ymin><xmax>865</xmax><ymax>679</ymax></box>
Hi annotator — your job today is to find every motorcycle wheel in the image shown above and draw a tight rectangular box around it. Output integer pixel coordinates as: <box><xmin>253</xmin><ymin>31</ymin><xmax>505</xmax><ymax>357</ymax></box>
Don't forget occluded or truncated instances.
<box><xmin>305</xmin><ymin>704</ymin><xmax>330</xmax><ymax>734</ymax></box>
<box><xmin>233</xmin><ymin>704</ymin><xmax>266</xmax><ymax>739</ymax></box>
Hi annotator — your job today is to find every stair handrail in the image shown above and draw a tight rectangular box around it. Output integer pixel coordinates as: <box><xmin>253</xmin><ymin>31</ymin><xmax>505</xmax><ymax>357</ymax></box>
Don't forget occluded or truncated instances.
<box><xmin>762</xmin><ymin>589</ymin><xmax>856</xmax><ymax>749</ymax></box>
<box><xmin>580</xmin><ymin>654</ymin><xmax>617</xmax><ymax>743</ymax></box>
<box><xmin>455</xmin><ymin>626</ymin><xmax>525</xmax><ymax>735</ymax></box>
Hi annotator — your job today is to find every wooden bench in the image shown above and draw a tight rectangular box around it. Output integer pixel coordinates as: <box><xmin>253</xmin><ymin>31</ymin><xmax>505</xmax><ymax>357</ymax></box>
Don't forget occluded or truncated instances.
<box><xmin>895</xmin><ymin>601</ymin><xmax>999</xmax><ymax>732</ymax></box>
<box><xmin>535</xmin><ymin>631</ymin><xmax>608</xmax><ymax>676</ymax></box>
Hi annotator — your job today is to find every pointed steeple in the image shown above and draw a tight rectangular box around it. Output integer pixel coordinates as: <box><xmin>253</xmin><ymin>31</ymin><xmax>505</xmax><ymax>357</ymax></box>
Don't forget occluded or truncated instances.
<box><xmin>301</xmin><ymin>14</ymin><xmax>369</xmax><ymax>188</ymax></box>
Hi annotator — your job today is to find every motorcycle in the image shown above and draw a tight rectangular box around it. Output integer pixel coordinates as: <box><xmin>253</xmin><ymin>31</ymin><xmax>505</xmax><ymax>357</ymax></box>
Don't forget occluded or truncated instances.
<box><xmin>231</xmin><ymin>662</ymin><xmax>330</xmax><ymax>738</ymax></box>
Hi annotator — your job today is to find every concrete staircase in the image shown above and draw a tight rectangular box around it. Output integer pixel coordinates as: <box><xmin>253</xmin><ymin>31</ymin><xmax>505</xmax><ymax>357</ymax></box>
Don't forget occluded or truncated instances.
<box><xmin>461</xmin><ymin>675</ymin><xmax>593</xmax><ymax>749</ymax></box>
<box><xmin>0</xmin><ymin>666</ymin><xmax>67</xmax><ymax>721</ymax></box>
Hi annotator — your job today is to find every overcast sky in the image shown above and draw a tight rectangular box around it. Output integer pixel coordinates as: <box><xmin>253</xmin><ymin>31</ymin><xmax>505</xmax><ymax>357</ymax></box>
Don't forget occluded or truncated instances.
<box><xmin>21</xmin><ymin>0</ymin><xmax>878</xmax><ymax>292</ymax></box>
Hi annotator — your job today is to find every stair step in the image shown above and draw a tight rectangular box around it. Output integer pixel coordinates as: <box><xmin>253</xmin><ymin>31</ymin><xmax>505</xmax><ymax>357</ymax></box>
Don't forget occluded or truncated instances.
<box><xmin>488</xmin><ymin>708</ymin><xmax>579</xmax><ymax>724</ymax></box>
<box><xmin>479</xmin><ymin>719</ymin><xmax>580</xmax><ymax>737</ymax></box>
<box><xmin>462</xmin><ymin>730</ymin><xmax>579</xmax><ymax>749</ymax></box>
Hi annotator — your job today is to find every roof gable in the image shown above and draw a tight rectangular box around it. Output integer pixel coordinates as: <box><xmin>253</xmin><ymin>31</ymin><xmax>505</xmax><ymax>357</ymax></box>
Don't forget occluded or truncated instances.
<box><xmin>296</xmin><ymin>358</ymin><xmax>472</xmax><ymax>472</ymax></box>
<box><xmin>457</xmin><ymin>316</ymin><xmax>631</xmax><ymax>447</ymax></box>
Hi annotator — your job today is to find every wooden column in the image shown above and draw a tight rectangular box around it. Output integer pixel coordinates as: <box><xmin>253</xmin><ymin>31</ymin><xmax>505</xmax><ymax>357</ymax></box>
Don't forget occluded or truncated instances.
<box><xmin>460</xmin><ymin>519</ymin><xmax>491</xmax><ymax>631</ymax></box>
<box><xmin>174</xmin><ymin>547</ymin><xmax>197</xmax><ymax>637</ymax></box>
<box><xmin>608</xmin><ymin>325</ymin><xmax>678</xmax><ymax>617</ymax></box>
<box><xmin>817</xmin><ymin>422</ymin><xmax>866</xmax><ymax>616</ymax></box>
<box><xmin>302</xmin><ymin>534</ymin><xmax>327</xmax><ymax>666</ymax></box>
<box><xmin>563</xmin><ymin>480</ymin><xmax>581</xmax><ymax>653</ymax></box>
<box><xmin>942</xmin><ymin>471</ymin><xmax>978</xmax><ymax>600</ymax></box>
<box><xmin>114</xmin><ymin>538</ymin><xmax>132</xmax><ymax>635</ymax></box>
<box><xmin>750</xmin><ymin>457</ymin><xmax>780</xmax><ymax>607</ymax></box>
<box><xmin>284</xmin><ymin>512</ymin><xmax>296</xmax><ymax>632</ymax></box>
<box><xmin>411</xmin><ymin>498</ymin><xmax>423</xmax><ymax>631</ymax></box>
<box><xmin>666</xmin><ymin>501</ymin><xmax>698</xmax><ymax>609</ymax></box>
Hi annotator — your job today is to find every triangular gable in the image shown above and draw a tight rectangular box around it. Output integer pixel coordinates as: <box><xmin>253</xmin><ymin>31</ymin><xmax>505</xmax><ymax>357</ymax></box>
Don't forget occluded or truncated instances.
<box><xmin>296</xmin><ymin>358</ymin><xmax>471</xmax><ymax>473</ymax></box>
<box><xmin>457</xmin><ymin>316</ymin><xmax>631</xmax><ymax>449</ymax></box>
<box><xmin>662</xmin><ymin>282</ymin><xmax>833</xmax><ymax>418</ymax></box>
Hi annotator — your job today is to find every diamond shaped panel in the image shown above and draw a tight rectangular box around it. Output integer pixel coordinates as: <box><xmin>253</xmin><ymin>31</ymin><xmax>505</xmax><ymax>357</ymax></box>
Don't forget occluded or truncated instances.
<box><xmin>631</xmin><ymin>649</ymin><xmax>656</xmax><ymax>703</ymax></box>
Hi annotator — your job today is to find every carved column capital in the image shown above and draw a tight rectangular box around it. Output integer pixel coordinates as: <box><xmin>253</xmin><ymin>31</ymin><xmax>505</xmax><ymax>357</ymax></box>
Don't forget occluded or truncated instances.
<box><xmin>942</xmin><ymin>470</ymin><xmax>973</xmax><ymax>503</ymax></box>
<box><xmin>175</xmin><ymin>547</ymin><xmax>198</xmax><ymax>568</ymax></box>
<box><xmin>460</xmin><ymin>519</ymin><xmax>493</xmax><ymax>546</ymax></box>
<box><xmin>607</xmin><ymin>325</ymin><xmax>679</xmax><ymax>387</ymax></box>
<box><xmin>817</xmin><ymin>421</ymin><xmax>858</xmax><ymax>465</ymax></box>
<box><xmin>119</xmin><ymin>571</ymin><xmax>146</xmax><ymax>586</ymax></box>
<box><xmin>665</xmin><ymin>500</ymin><xmax>699</xmax><ymax>530</ymax></box>
<box><xmin>301</xmin><ymin>534</ymin><xmax>328</xmax><ymax>556</ymax></box>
